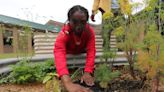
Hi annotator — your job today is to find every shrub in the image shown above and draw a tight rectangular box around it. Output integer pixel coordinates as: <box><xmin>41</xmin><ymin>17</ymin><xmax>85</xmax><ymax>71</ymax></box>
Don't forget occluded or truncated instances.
<box><xmin>0</xmin><ymin>59</ymin><xmax>55</xmax><ymax>84</ymax></box>
<box><xmin>94</xmin><ymin>64</ymin><xmax>120</xmax><ymax>88</ymax></box>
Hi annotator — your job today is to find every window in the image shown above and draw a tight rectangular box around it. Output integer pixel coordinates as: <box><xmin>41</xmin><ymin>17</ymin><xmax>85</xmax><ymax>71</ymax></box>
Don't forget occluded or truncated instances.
<box><xmin>3</xmin><ymin>30</ymin><xmax>13</xmax><ymax>45</ymax></box>
<box><xmin>3</xmin><ymin>30</ymin><xmax>13</xmax><ymax>53</ymax></box>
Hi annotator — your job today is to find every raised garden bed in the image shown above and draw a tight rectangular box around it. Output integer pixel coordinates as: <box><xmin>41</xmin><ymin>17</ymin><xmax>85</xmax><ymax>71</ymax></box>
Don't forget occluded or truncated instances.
<box><xmin>0</xmin><ymin>65</ymin><xmax>164</xmax><ymax>92</ymax></box>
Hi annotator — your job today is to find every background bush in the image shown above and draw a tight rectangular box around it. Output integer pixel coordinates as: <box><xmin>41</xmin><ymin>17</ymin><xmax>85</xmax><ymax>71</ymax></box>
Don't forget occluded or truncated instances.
<box><xmin>0</xmin><ymin>59</ymin><xmax>55</xmax><ymax>84</ymax></box>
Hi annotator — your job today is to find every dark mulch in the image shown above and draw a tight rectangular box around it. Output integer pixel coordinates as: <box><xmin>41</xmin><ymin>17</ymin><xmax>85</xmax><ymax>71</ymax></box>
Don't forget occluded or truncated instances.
<box><xmin>74</xmin><ymin>79</ymin><xmax>150</xmax><ymax>92</ymax></box>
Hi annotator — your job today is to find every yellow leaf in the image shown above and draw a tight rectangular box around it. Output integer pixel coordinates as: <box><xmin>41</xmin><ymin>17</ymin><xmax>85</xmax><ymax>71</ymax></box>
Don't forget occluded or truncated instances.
<box><xmin>102</xmin><ymin>11</ymin><xmax>113</xmax><ymax>20</ymax></box>
<box><xmin>119</xmin><ymin>0</ymin><xmax>132</xmax><ymax>15</ymax></box>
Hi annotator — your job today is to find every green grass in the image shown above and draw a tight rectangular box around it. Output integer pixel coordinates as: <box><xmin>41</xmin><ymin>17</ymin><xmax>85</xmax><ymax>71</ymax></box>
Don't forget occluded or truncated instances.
<box><xmin>0</xmin><ymin>53</ymin><xmax>34</xmax><ymax>59</ymax></box>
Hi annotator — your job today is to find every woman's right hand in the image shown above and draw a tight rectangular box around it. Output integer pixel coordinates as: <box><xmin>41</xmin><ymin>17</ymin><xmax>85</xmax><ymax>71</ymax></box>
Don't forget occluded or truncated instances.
<box><xmin>61</xmin><ymin>75</ymin><xmax>92</xmax><ymax>92</ymax></box>
<box><xmin>90</xmin><ymin>14</ymin><xmax>95</xmax><ymax>22</ymax></box>
<box><xmin>65</xmin><ymin>82</ymin><xmax>92</xmax><ymax>92</ymax></box>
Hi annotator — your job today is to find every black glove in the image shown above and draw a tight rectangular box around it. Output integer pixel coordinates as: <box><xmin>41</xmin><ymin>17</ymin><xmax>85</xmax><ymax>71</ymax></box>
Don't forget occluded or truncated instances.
<box><xmin>90</xmin><ymin>14</ymin><xmax>95</xmax><ymax>22</ymax></box>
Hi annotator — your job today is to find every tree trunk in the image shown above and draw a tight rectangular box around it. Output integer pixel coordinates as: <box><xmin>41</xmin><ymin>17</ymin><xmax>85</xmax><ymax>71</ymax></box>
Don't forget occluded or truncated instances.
<box><xmin>127</xmin><ymin>49</ymin><xmax>136</xmax><ymax>79</ymax></box>
<box><xmin>152</xmin><ymin>75</ymin><xmax>159</xmax><ymax>92</ymax></box>
<box><xmin>129</xmin><ymin>58</ymin><xmax>135</xmax><ymax>79</ymax></box>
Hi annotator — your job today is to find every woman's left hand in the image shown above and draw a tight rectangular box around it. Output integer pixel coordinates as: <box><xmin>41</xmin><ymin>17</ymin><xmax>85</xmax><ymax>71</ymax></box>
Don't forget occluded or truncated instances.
<box><xmin>81</xmin><ymin>72</ymin><xmax>94</xmax><ymax>86</ymax></box>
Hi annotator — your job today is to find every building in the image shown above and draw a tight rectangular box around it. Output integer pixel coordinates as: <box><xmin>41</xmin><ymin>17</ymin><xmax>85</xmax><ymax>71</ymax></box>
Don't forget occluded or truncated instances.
<box><xmin>0</xmin><ymin>14</ymin><xmax>59</xmax><ymax>54</ymax></box>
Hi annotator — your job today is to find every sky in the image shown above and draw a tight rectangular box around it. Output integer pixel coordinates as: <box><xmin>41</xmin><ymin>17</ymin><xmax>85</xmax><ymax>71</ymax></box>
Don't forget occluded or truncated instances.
<box><xmin>0</xmin><ymin>0</ymin><xmax>145</xmax><ymax>25</ymax></box>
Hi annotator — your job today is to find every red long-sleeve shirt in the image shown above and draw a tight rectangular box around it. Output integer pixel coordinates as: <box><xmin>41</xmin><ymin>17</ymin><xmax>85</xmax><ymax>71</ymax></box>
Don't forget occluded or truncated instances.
<box><xmin>54</xmin><ymin>23</ymin><xmax>96</xmax><ymax>77</ymax></box>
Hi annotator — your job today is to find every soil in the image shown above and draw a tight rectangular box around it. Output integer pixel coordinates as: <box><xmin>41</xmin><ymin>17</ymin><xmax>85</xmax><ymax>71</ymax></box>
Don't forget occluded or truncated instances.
<box><xmin>0</xmin><ymin>83</ymin><xmax>45</xmax><ymax>92</ymax></box>
<box><xmin>0</xmin><ymin>82</ymin><xmax>163</xmax><ymax>92</ymax></box>
<box><xmin>73</xmin><ymin>80</ymin><xmax>150</xmax><ymax>92</ymax></box>
<box><xmin>0</xmin><ymin>66</ymin><xmax>164</xmax><ymax>92</ymax></box>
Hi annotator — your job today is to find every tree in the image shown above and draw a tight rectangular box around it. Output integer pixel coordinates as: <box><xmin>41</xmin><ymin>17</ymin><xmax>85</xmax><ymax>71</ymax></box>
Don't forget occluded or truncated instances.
<box><xmin>137</xmin><ymin>29</ymin><xmax>164</xmax><ymax>92</ymax></box>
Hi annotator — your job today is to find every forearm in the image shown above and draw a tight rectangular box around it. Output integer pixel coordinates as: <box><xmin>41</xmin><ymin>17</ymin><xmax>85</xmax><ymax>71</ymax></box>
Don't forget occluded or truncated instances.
<box><xmin>92</xmin><ymin>0</ymin><xmax>100</xmax><ymax>15</ymax></box>
<box><xmin>54</xmin><ymin>51</ymin><xmax>69</xmax><ymax>77</ymax></box>
<box><xmin>85</xmin><ymin>47</ymin><xmax>96</xmax><ymax>73</ymax></box>
<box><xmin>85</xmin><ymin>53</ymin><xmax>95</xmax><ymax>73</ymax></box>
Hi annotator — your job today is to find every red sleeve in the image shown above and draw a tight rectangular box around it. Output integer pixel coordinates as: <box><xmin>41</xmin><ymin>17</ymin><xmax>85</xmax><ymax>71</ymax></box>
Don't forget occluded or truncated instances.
<box><xmin>84</xmin><ymin>27</ymin><xmax>96</xmax><ymax>73</ymax></box>
<box><xmin>54</xmin><ymin>30</ymin><xmax>69</xmax><ymax>77</ymax></box>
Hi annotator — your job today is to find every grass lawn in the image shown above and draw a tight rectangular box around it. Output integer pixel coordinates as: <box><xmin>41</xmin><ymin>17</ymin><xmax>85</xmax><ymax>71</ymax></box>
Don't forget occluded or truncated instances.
<box><xmin>0</xmin><ymin>53</ymin><xmax>34</xmax><ymax>59</ymax></box>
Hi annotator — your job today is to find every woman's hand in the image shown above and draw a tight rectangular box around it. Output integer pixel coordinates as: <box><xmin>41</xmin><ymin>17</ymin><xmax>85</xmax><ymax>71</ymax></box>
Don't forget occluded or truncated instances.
<box><xmin>65</xmin><ymin>82</ymin><xmax>92</xmax><ymax>92</ymax></box>
<box><xmin>81</xmin><ymin>72</ymin><xmax>94</xmax><ymax>86</ymax></box>
<box><xmin>90</xmin><ymin>14</ymin><xmax>95</xmax><ymax>22</ymax></box>
<box><xmin>61</xmin><ymin>75</ymin><xmax>92</xmax><ymax>92</ymax></box>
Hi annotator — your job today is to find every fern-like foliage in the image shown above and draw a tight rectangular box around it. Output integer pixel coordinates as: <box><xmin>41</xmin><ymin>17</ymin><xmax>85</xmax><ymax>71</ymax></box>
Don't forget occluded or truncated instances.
<box><xmin>94</xmin><ymin>64</ymin><xmax>120</xmax><ymax>88</ymax></box>
<box><xmin>137</xmin><ymin>30</ymin><xmax>164</xmax><ymax>80</ymax></box>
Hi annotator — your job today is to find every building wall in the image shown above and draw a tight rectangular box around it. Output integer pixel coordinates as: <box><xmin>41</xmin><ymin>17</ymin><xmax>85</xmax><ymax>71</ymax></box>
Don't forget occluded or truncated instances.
<box><xmin>0</xmin><ymin>24</ymin><xmax>4</xmax><ymax>53</ymax></box>
<box><xmin>33</xmin><ymin>32</ymin><xmax>58</xmax><ymax>55</ymax></box>
<box><xmin>33</xmin><ymin>32</ymin><xmax>104</xmax><ymax>55</ymax></box>
<box><xmin>0</xmin><ymin>24</ymin><xmax>34</xmax><ymax>54</ymax></box>
<box><xmin>0</xmin><ymin>25</ymin><xmax>14</xmax><ymax>53</ymax></box>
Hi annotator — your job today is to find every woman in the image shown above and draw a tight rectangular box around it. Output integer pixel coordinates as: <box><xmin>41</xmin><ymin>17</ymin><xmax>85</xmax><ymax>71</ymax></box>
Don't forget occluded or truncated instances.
<box><xmin>54</xmin><ymin>5</ymin><xmax>95</xmax><ymax>92</ymax></box>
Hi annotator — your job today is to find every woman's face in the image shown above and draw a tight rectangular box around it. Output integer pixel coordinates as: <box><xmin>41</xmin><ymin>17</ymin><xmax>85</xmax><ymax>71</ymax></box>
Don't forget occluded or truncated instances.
<box><xmin>70</xmin><ymin>10</ymin><xmax>87</xmax><ymax>36</ymax></box>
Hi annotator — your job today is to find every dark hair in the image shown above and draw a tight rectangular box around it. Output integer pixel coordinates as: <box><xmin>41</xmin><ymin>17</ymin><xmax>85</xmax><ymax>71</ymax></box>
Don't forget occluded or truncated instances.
<box><xmin>67</xmin><ymin>5</ymin><xmax>89</xmax><ymax>21</ymax></box>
